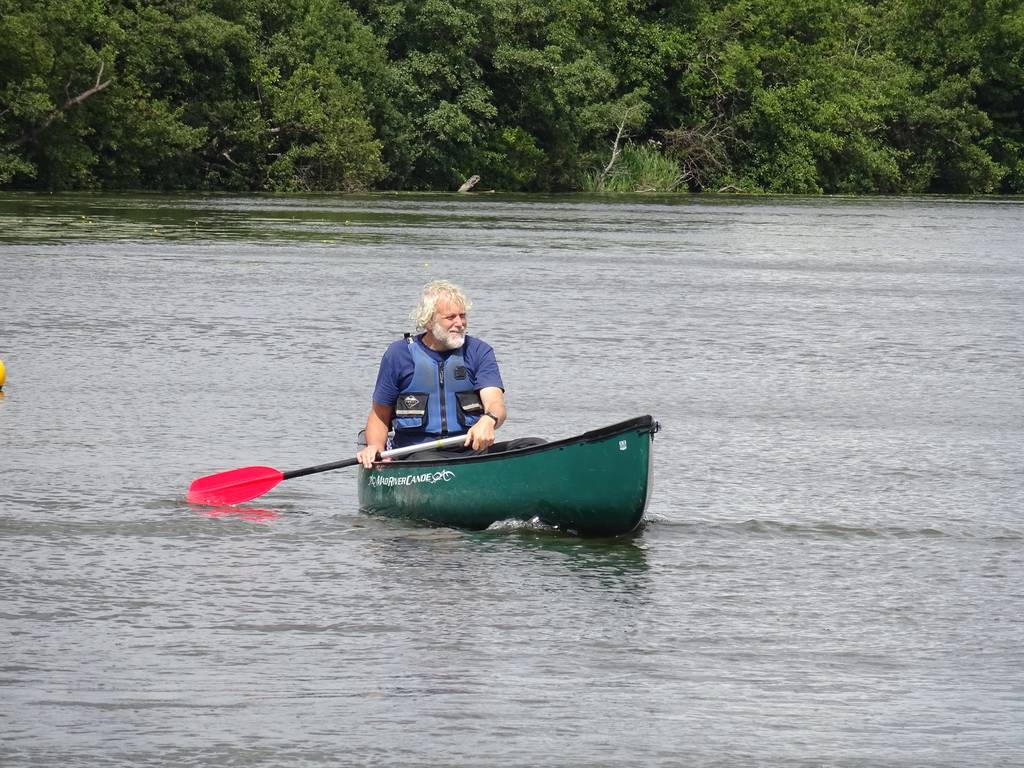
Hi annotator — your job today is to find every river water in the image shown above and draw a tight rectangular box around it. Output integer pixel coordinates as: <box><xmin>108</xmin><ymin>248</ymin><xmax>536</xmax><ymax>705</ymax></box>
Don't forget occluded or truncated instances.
<box><xmin>1</xmin><ymin>192</ymin><xmax>1022</xmax><ymax>767</ymax></box>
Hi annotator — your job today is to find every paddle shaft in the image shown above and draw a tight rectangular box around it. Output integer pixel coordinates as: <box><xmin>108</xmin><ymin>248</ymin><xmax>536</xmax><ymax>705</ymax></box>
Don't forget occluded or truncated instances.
<box><xmin>188</xmin><ymin>434</ymin><xmax>473</xmax><ymax>506</ymax></box>
<box><xmin>283</xmin><ymin>434</ymin><xmax>469</xmax><ymax>479</ymax></box>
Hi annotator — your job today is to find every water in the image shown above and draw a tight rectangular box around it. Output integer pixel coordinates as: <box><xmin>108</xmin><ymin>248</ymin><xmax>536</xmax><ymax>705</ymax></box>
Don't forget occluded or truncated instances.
<box><xmin>1</xmin><ymin>192</ymin><xmax>1022</xmax><ymax>767</ymax></box>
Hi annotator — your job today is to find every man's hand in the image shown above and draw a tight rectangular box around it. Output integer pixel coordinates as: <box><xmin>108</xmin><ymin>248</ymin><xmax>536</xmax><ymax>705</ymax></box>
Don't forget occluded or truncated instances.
<box><xmin>464</xmin><ymin>418</ymin><xmax>496</xmax><ymax>452</ymax></box>
<box><xmin>356</xmin><ymin>444</ymin><xmax>384</xmax><ymax>469</ymax></box>
<box><xmin>359</xmin><ymin>404</ymin><xmax>394</xmax><ymax>469</ymax></box>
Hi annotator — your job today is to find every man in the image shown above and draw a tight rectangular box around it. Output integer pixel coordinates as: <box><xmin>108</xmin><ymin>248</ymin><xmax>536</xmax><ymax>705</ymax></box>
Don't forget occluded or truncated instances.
<box><xmin>356</xmin><ymin>280</ymin><xmax>508</xmax><ymax>468</ymax></box>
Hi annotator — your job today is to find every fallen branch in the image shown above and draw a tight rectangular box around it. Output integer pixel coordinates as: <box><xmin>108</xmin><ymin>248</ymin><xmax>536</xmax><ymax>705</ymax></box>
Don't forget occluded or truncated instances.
<box><xmin>457</xmin><ymin>174</ymin><xmax>480</xmax><ymax>192</ymax></box>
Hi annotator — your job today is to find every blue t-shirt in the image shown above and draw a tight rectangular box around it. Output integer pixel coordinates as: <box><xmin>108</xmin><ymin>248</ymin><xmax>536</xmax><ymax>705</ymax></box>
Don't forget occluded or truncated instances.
<box><xmin>372</xmin><ymin>334</ymin><xmax>505</xmax><ymax>408</ymax></box>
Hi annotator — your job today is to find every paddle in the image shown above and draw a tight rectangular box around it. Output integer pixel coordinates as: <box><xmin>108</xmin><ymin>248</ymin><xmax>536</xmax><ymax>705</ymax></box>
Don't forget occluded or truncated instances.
<box><xmin>187</xmin><ymin>435</ymin><xmax>468</xmax><ymax>506</ymax></box>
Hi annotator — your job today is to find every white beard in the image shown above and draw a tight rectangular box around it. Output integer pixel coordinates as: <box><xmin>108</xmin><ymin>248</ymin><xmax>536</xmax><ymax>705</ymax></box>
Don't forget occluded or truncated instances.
<box><xmin>431</xmin><ymin>322</ymin><xmax>466</xmax><ymax>350</ymax></box>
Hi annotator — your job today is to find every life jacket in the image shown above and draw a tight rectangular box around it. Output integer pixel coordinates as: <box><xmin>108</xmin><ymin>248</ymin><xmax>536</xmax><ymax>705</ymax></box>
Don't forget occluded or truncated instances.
<box><xmin>392</xmin><ymin>335</ymin><xmax>483</xmax><ymax>446</ymax></box>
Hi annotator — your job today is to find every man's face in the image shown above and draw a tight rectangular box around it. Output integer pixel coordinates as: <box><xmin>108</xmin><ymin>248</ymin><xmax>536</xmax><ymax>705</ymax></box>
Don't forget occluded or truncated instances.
<box><xmin>429</xmin><ymin>298</ymin><xmax>468</xmax><ymax>350</ymax></box>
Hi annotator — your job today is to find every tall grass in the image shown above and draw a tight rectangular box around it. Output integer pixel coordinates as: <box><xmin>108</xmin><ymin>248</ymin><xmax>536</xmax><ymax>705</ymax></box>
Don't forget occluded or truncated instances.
<box><xmin>582</xmin><ymin>143</ymin><xmax>685</xmax><ymax>192</ymax></box>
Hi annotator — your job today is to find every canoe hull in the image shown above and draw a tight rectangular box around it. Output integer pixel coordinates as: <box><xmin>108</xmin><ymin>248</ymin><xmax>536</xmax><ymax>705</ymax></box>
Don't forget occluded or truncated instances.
<box><xmin>357</xmin><ymin>416</ymin><xmax>658</xmax><ymax>536</ymax></box>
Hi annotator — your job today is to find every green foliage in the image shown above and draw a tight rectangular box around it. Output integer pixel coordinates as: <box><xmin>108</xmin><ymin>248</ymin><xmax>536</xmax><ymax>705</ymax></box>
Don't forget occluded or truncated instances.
<box><xmin>485</xmin><ymin>0</ymin><xmax>656</xmax><ymax>189</ymax></box>
<box><xmin>263</xmin><ymin>63</ymin><xmax>384</xmax><ymax>191</ymax></box>
<box><xmin>479</xmin><ymin>127</ymin><xmax>546</xmax><ymax>189</ymax></box>
<box><xmin>875</xmin><ymin>0</ymin><xmax>1023</xmax><ymax>192</ymax></box>
<box><xmin>251</xmin><ymin>0</ymin><xmax>388</xmax><ymax>190</ymax></box>
<box><xmin>0</xmin><ymin>0</ymin><xmax>1021</xmax><ymax>193</ymax></box>
<box><xmin>0</xmin><ymin>0</ymin><xmax>122</xmax><ymax>187</ymax></box>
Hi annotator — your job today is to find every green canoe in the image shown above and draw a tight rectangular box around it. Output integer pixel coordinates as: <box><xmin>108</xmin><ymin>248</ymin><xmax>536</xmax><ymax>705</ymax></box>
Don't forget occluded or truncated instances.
<box><xmin>357</xmin><ymin>415</ymin><xmax>659</xmax><ymax>536</ymax></box>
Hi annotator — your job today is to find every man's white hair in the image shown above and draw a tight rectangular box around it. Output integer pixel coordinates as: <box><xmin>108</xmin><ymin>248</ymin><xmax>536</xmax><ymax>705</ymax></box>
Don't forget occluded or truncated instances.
<box><xmin>410</xmin><ymin>280</ymin><xmax>473</xmax><ymax>331</ymax></box>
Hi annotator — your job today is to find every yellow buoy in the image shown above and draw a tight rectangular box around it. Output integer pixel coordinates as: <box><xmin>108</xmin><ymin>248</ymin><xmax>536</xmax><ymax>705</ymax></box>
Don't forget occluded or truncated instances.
<box><xmin>0</xmin><ymin>358</ymin><xmax>5</xmax><ymax>390</ymax></box>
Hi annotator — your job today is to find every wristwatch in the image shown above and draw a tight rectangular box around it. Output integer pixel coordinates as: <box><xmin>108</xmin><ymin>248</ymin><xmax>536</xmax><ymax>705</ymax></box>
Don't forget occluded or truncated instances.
<box><xmin>483</xmin><ymin>411</ymin><xmax>499</xmax><ymax>424</ymax></box>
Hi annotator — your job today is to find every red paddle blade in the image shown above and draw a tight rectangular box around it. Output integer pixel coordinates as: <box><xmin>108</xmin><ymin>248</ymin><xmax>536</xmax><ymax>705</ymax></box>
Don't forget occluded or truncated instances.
<box><xmin>187</xmin><ymin>465</ymin><xmax>285</xmax><ymax>506</ymax></box>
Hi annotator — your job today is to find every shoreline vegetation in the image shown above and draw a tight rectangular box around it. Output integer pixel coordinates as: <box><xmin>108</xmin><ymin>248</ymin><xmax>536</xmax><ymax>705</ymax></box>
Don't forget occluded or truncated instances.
<box><xmin>2</xmin><ymin>0</ymin><xmax>1022</xmax><ymax>196</ymax></box>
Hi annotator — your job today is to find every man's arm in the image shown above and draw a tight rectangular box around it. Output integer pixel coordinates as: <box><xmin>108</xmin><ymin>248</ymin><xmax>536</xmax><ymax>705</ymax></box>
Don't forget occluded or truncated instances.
<box><xmin>357</xmin><ymin>402</ymin><xmax>394</xmax><ymax>468</ymax></box>
<box><xmin>464</xmin><ymin>385</ymin><xmax>505</xmax><ymax>450</ymax></box>
<box><xmin>479</xmin><ymin>386</ymin><xmax>505</xmax><ymax>427</ymax></box>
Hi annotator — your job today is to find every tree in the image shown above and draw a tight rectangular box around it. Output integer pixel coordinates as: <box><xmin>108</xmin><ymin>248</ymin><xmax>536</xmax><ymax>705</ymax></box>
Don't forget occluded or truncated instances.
<box><xmin>353</xmin><ymin>0</ymin><xmax>498</xmax><ymax>188</ymax></box>
<box><xmin>0</xmin><ymin>0</ymin><xmax>122</xmax><ymax>187</ymax></box>
<box><xmin>250</xmin><ymin>0</ymin><xmax>387</xmax><ymax>190</ymax></box>
<box><xmin>484</xmin><ymin>0</ymin><xmax>665</xmax><ymax>189</ymax></box>
<box><xmin>878</xmin><ymin>0</ymin><xmax>1024</xmax><ymax>193</ymax></box>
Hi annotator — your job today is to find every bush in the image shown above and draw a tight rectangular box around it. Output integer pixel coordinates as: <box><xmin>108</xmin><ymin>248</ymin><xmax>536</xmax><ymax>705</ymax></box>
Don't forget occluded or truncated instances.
<box><xmin>581</xmin><ymin>142</ymin><xmax>684</xmax><ymax>192</ymax></box>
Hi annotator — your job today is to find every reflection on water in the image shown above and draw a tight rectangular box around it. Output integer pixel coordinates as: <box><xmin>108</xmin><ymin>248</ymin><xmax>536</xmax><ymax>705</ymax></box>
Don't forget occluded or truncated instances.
<box><xmin>202</xmin><ymin>505</ymin><xmax>281</xmax><ymax>523</ymax></box>
<box><xmin>477</xmin><ymin>527</ymin><xmax>650</xmax><ymax>573</ymax></box>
